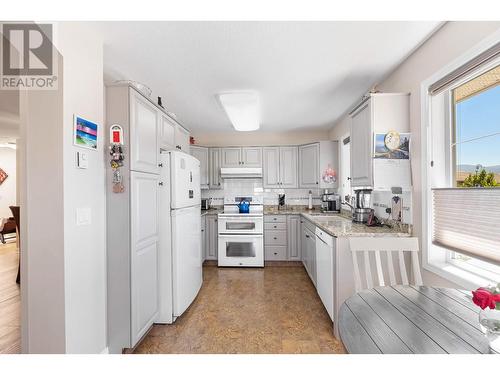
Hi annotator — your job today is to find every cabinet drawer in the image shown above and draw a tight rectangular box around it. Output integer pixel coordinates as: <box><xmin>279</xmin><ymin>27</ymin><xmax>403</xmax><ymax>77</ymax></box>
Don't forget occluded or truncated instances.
<box><xmin>264</xmin><ymin>222</ymin><xmax>287</xmax><ymax>231</ymax></box>
<box><xmin>265</xmin><ymin>246</ymin><xmax>287</xmax><ymax>261</ymax></box>
<box><xmin>264</xmin><ymin>215</ymin><xmax>287</xmax><ymax>223</ymax></box>
<box><xmin>265</xmin><ymin>230</ymin><xmax>287</xmax><ymax>246</ymax></box>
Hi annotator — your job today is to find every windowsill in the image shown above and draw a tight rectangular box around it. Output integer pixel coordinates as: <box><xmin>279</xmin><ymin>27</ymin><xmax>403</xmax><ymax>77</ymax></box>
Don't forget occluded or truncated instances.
<box><xmin>424</xmin><ymin>260</ymin><xmax>497</xmax><ymax>290</ymax></box>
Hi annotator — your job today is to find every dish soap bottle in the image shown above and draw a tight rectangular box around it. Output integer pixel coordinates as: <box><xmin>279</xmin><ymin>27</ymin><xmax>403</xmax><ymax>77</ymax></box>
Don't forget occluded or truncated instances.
<box><xmin>308</xmin><ymin>190</ymin><xmax>313</xmax><ymax>210</ymax></box>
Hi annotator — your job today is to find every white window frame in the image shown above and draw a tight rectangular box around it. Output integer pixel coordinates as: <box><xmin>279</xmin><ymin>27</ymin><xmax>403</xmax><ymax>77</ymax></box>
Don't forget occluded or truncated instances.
<box><xmin>421</xmin><ymin>29</ymin><xmax>500</xmax><ymax>289</ymax></box>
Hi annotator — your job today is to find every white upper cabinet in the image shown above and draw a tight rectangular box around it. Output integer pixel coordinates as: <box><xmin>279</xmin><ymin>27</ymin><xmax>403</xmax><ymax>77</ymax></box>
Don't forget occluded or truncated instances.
<box><xmin>209</xmin><ymin>148</ymin><xmax>222</xmax><ymax>189</ymax></box>
<box><xmin>280</xmin><ymin>146</ymin><xmax>298</xmax><ymax>188</ymax></box>
<box><xmin>159</xmin><ymin>114</ymin><xmax>176</xmax><ymax>151</ymax></box>
<box><xmin>299</xmin><ymin>143</ymin><xmax>319</xmax><ymax>188</ymax></box>
<box><xmin>221</xmin><ymin>147</ymin><xmax>242</xmax><ymax>167</ymax></box>
<box><xmin>349</xmin><ymin>94</ymin><xmax>410</xmax><ymax>189</ymax></box>
<box><xmin>190</xmin><ymin>146</ymin><xmax>209</xmax><ymax>189</ymax></box>
<box><xmin>263</xmin><ymin>147</ymin><xmax>281</xmax><ymax>188</ymax></box>
<box><xmin>263</xmin><ymin>146</ymin><xmax>297</xmax><ymax>188</ymax></box>
<box><xmin>350</xmin><ymin>100</ymin><xmax>372</xmax><ymax>187</ymax></box>
<box><xmin>241</xmin><ymin>147</ymin><xmax>263</xmax><ymax>167</ymax></box>
<box><xmin>174</xmin><ymin>124</ymin><xmax>190</xmax><ymax>153</ymax></box>
<box><xmin>129</xmin><ymin>89</ymin><xmax>159</xmax><ymax>174</ymax></box>
<box><xmin>221</xmin><ymin>147</ymin><xmax>262</xmax><ymax>167</ymax></box>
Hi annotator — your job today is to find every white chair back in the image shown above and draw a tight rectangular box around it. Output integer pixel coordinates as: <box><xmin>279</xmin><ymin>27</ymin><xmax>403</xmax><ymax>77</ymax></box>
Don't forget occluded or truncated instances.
<box><xmin>348</xmin><ymin>237</ymin><xmax>423</xmax><ymax>292</ymax></box>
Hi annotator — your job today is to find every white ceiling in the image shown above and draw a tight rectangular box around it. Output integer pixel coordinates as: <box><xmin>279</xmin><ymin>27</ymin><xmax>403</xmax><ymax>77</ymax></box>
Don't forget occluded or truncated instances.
<box><xmin>92</xmin><ymin>21</ymin><xmax>441</xmax><ymax>133</ymax></box>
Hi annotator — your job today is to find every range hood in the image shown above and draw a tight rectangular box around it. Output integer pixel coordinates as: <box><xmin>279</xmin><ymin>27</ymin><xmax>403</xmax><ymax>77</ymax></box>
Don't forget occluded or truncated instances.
<box><xmin>220</xmin><ymin>167</ymin><xmax>263</xmax><ymax>179</ymax></box>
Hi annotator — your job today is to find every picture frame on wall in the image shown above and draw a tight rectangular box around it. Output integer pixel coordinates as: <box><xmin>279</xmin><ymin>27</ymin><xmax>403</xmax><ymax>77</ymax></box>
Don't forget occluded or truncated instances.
<box><xmin>74</xmin><ymin>115</ymin><xmax>98</xmax><ymax>150</ymax></box>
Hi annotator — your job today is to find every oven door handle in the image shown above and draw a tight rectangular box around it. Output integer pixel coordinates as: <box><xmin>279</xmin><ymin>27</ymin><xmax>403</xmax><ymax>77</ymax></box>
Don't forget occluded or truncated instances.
<box><xmin>218</xmin><ymin>234</ymin><xmax>263</xmax><ymax>238</ymax></box>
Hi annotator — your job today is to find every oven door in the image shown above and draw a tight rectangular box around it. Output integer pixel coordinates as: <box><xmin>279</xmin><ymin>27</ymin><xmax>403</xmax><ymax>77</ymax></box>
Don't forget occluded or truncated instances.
<box><xmin>218</xmin><ymin>215</ymin><xmax>263</xmax><ymax>235</ymax></box>
<box><xmin>218</xmin><ymin>234</ymin><xmax>264</xmax><ymax>267</ymax></box>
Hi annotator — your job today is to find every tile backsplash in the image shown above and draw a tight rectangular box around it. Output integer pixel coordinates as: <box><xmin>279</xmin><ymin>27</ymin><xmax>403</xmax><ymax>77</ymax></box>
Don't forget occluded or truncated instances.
<box><xmin>201</xmin><ymin>178</ymin><xmax>327</xmax><ymax>206</ymax></box>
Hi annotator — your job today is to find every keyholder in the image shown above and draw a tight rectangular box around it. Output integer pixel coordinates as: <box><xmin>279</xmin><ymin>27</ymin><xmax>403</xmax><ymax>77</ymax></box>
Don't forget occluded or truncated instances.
<box><xmin>109</xmin><ymin>124</ymin><xmax>125</xmax><ymax>193</ymax></box>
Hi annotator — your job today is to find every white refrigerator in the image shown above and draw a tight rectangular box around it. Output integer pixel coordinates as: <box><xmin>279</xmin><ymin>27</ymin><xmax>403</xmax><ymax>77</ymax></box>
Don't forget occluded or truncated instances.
<box><xmin>158</xmin><ymin>151</ymin><xmax>202</xmax><ymax>323</ymax></box>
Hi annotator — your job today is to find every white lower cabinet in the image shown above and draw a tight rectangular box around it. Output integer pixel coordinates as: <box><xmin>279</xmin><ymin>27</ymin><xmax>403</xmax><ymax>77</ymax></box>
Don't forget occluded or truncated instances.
<box><xmin>205</xmin><ymin>214</ymin><xmax>218</xmax><ymax>260</ymax></box>
<box><xmin>201</xmin><ymin>215</ymin><xmax>206</xmax><ymax>261</ymax></box>
<box><xmin>287</xmin><ymin>215</ymin><xmax>301</xmax><ymax>260</ymax></box>
<box><xmin>130</xmin><ymin>171</ymin><xmax>160</xmax><ymax>346</ymax></box>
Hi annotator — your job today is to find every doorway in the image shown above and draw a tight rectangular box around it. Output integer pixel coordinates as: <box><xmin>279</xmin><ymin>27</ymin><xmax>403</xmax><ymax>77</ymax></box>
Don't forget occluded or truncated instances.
<box><xmin>0</xmin><ymin>90</ymin><xmax>20</xmax><ymax>354</ymax></box>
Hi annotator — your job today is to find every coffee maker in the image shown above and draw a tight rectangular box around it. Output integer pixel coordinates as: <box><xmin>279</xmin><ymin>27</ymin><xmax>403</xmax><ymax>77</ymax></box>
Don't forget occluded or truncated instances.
<box><xmin>321</xmin><ymin>190</ymin><xmax>341</xmax><ymax>213</ymax></box>
<box><xmin>352</xmin><ymin>189</ymin><xmax>372</xmax><ymax>223</ymax></box>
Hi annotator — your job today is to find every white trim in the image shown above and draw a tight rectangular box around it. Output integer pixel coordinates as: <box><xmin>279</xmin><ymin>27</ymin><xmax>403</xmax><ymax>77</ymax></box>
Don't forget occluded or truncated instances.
<box><xmin>420</xmin><ymin>28</ymin><xmax>500</xmax><ymax>288</ymax></box>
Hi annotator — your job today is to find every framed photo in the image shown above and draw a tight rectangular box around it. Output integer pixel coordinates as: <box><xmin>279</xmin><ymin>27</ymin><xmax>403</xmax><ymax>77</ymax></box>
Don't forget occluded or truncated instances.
<box><xmin>74</xmin><ymin>115</ymin><xmax>98</xmax><ymax>150</ymax></box>
<box><xmin>374</xmin><ymin>131</ymin><xmax>410</xmax><ymax>159</ymax></box>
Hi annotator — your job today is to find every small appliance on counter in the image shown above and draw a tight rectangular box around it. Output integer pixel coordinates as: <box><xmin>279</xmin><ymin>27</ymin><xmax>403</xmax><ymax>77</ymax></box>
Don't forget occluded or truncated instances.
<box><xmin>321</xmin><ymin>190</ymin><xmax>341</xmax><ymax>213</ymax></box>
<box><xmin>352</xmin><ymin>188</ymin><xmax>372</xmax><ymax>223</ymax></box>
<box><xmin>201</xmin><ymin>197</ymin><xmax>212</xmax><ymax>210</ymax></box>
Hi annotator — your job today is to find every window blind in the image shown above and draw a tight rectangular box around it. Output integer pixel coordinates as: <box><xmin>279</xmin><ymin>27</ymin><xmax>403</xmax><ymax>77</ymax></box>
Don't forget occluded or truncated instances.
<box><xmin>428</xmin><ymin>41</ymin><xmax>500</xmax><ymax>96</ymax></box>
<box><xmin>432</xmin><ymin>188</ymin><xmax>500</xmax><ymax>265</ymax></box>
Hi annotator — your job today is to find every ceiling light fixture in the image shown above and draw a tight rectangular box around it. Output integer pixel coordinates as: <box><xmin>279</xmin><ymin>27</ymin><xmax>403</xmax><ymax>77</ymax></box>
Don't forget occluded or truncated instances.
<box><xmin>217</xmin><ymin>91</ymin><xmax>260</xmax><ymax>132</ymax></box>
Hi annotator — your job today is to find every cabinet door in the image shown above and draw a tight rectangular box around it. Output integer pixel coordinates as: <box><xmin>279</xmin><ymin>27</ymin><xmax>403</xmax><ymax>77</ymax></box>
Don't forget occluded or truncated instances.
<box><xmin>129</xmin><ymin>89</ymin><xmax>159</xmax><ymax>174</ymax></box>
<box><xmin>241</xmin><ymin>147</ymin><xmax>262</xmax><ymax>167</ymax></box>
<box><xmin>201</xmin><ymin>216</ymin><xmax>206</xmax><ymax>261</ymax></box>
<box><xmin>299</xmin><ymin>143</ymin><xmax>319</xmax><ymax>188</ymax></box>
<box><xmin>287</xmin><ymin>215</ymin><xmax>301</xmax><ymax>260</ymax></box>
<box><xmin>221</xmin><ymin>147</ymin><xmax>242</xmax><ymax>167</ymax></box>
<box><xmin>209</xmin><ymin>148</ymin><xmax>222</xmax><ymax>189</ymax></box>
<box><xmin>206</xmin><ymin>215</ymin><xmax>218</xmax><ymax>260</ymax></box>
<box><xmin>174</xmin><ymin>124</ymin><xmax>190</xmax><ymax>153</ymax></box>
<box><xmin>306</xmin><ymin>229</ymin><xmax>317</xmax><ymax>286</ymax></box>
<box><xmin>159</xmin><ymin>114</ymin><xmax>175</xmax><ymax>150</ymax></box>
<box><xmin>263</xmin><ymin>147</ymin><xmax>281</xmax><ymax>188</ymax></box>
<box><xmin>350</xmin><ymin>100</ymin><xmax>372</xmax><ymax>187</ymax></box>
<box><xmin>190</xmin><ymin>146</ymin><xmax>209</xmax><ymax>189</ymax></box>
<box><xmin>280</xmin><ymin>146</ymin><xmax>298</xmax><ymax>188</ymax></box>
<box><xmin>130</xmin><ymin>171</ymin><xmax>160</xmax><ymax>346</ymax></box>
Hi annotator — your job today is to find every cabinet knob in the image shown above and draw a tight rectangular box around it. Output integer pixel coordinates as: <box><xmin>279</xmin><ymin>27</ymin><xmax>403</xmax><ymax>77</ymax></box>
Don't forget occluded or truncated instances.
<box><xmin>159</xmin><ymin>182</ymin><xmax>164</xmax><ymax>186</ymax></box>
<box><xmin>316</xmin><ymin>181</ymin><xmax>318</xmax><ymax>184</ymax></box>
<box><xmin>305</xmin><ymin>234</ymin><xmax>310</xmax><ymax>238</ymax></box>
<box><xmin>158</xmin><ymin>163</ymin><xmax>163</xmax><ymax>167</ymax></box>
<box><xmin>274</xmin><ymin>252</ymin><xmax>278</xmax><ymax>255</ymax></box>
<box><xmin>273</xmin><ymin>237</ymin><xmax>277</xmax><ymax>240</ymax></box>
<box><xmin>273</xmin><ymin>225</ymin><xmax>277</xmax><ymax>228</ymax></box>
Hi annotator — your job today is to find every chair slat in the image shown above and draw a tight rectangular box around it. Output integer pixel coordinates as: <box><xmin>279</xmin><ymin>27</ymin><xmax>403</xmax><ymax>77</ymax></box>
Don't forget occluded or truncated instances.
<box><xmin>386</xmin><ymin>251</ymin><xmax>397</xmax><ymax>285</ymax></box>
<box><xmin>411</xmin><ymin>252</ymin><xmax>423</xmax><ymax>285</ymax></box>
<box><xmin>398</xmin><ymin>250</ymin><xmax>409</xmax><ymax>285</ymax></box>
<box><xmin>351</xmin><ymin>251</ymin><xmax>362</xmax><ymax>292</ymax></box>
<box><xmin>374</xmin><ymin>251</ymin><xmax>385</xmax><ymax>286</ymax></box>
<box><xmin>364</xmin><ymin>251</ymin><xmax>373</xmax><ymax>289</ymax></box>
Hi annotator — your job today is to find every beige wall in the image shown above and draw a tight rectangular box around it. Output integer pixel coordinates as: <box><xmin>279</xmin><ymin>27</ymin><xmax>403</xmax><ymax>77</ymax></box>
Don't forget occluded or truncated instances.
<box><xmin>193</xmin><ymin>128</ymin><xmax>330</xmax><ymax>146</ymax></box>
<box><xmin>57</xmin><ymin>22</ymin><xmax>107</xmax><ymax>354</ymax></box>
<box><xmin>329</xmin><ymin>21</ymin><xmax>500</xmax><ymax>288</ymax></box>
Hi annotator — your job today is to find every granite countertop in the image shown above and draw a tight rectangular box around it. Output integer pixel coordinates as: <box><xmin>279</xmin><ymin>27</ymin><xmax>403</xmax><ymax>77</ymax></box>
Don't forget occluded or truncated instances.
<box><xmin>201</xmin><ymin>207</ymin><xmax>223</xmax><ymax>216</ymax></box>
<box><xmin>263</xmin><ymin>205</ymin><xmax>323</xmax><ymax>215</ymax></box>
<box><xmin>300</xmin><ymin>213</ymin><xmax>411</xmax><ymax>238</ymax></box>
<box><xmin>201</xmin><ymin>205</ymin><xmax>410</xmax><ymax>237</ymax></box>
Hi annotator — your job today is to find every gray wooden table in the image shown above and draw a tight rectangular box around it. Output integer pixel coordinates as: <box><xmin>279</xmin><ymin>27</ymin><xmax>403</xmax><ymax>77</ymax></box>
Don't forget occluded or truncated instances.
<box><xmin>339</xmin><ymin>285</ymin><xmax>490</xmax><ymax>354</ymax></box>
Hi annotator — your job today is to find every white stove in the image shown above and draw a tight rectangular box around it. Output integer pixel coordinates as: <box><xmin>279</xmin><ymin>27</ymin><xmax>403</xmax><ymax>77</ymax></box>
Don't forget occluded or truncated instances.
<box><xmin>217</xmin><ymin>195</ymin><xmax>264</xmax><ymax>267</ymax></box>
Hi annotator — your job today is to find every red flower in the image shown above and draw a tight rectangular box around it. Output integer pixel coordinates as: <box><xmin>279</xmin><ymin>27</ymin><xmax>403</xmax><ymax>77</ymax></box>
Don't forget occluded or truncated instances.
<box><xmin>472</xmin><ymin>288</ymin><xmax>500</xmax><ymax>310</ymax></box>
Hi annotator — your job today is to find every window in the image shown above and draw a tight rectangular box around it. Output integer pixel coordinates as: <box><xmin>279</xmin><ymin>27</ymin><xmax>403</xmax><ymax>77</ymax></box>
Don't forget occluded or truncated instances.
<box><xmin>453</xmin><ymin>66</ymin><xmax>500</xmax><ymax>187</ymax></box>
<box><xmin>423</xmin><ymin>39</ymin><xmax>500</xmax><ymax>288</ymax></box>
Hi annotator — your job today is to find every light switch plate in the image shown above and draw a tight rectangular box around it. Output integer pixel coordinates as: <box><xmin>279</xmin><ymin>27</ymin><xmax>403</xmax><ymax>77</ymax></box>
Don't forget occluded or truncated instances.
<box><xmin>77</xmin><ymin>151</ymin><xmax>88</xmax><ymax>169</ymax></box>
<box><xmin>76</xmin><ymin>208</ymin><xmax>91</xmax><ymax>226</ymax></box>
